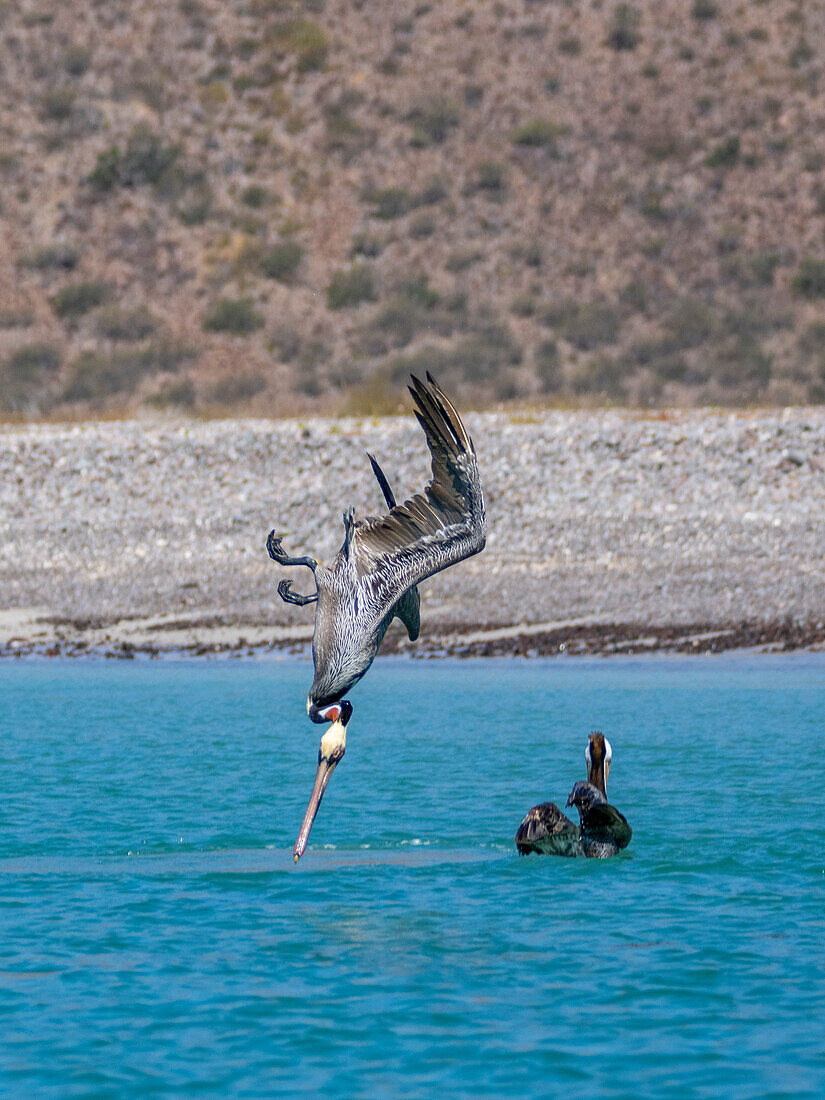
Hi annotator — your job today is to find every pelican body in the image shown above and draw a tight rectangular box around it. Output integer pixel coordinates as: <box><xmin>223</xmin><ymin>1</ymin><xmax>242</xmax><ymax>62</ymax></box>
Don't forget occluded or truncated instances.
<box><xmin>269</xmin><ymin>373</ymin><xmax>486</xmax><ymax>859</ymax></box>
<box><xmin>565</xmin><ymin>780</ymin><xmax>632</xmax><ymax>859</ymax></box>
<box><xmin>515</xmin><ymin>733</ymin><xmax>632</xmax><ymax>859</ymax></box>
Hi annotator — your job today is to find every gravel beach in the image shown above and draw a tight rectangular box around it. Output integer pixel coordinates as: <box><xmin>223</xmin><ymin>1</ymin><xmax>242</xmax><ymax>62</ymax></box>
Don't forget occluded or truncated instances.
<box><xmin>2</xmin><ymin>407</ymin><xmax>824</xmax><ymax>657</ymax></box>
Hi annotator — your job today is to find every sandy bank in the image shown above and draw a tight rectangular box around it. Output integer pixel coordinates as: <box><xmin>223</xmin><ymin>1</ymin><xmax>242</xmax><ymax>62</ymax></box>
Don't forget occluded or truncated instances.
<box><xmin>2</xmin><ymin>407</ymin><xmax>824</xmax><ymax>656</ymax></box>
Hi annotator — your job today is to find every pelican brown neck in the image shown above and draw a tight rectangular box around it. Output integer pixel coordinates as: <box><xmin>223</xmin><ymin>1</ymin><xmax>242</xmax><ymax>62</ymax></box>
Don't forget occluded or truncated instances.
<box><xmin>585</xmin><ymin>732</ymin><xmax>612</xmax><ymax>796</ymax></box>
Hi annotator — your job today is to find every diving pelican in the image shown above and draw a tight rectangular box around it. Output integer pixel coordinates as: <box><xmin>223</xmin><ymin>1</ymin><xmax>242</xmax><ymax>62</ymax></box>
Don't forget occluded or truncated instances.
<box><xmin>515</xmin><ymin>733</ymin><xmax>631</xmax><ymax>858</ymax></box>
<box><xmin>268</xmin><ymin>373</ymin><xmax>486</xmax><ymax>860</ymax></box>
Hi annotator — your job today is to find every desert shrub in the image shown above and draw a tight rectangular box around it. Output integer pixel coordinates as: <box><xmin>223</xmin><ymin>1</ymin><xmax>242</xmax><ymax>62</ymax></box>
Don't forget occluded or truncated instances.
<box><xmin>620</xmin><ymin>280</ymin><xmax>649</xmax><ymax>312</ymax></box>
<box><xmin>4</xmin><ymin>343</ymin><xmax>60</xmax><ymax>381</ymax></box>
<box><xmin>788</xmin><ymin>40</ymin><xmax>814</xmax><ymax>69</ymax></box>
<box><xmin>513</xmin><ymin>118</ymin><xmax>566</xmax><ymax>150</ymax></box>
<box><xmin>88</xmin><ymin>127</ymin><xmax>180</xmax><ymax>192</ymax></box>
<box><xmin>0</xmin><ymin>309</ymin><xmax>34</xmax><ymax>329</ymax></box>
<box><xmin>341</xmin><ymin>373</ymin><xmax>412</xmax><ymax>416</ymax></box>
<box><xmin>643</xmin><ymin>130</ymin><xmax>679</xmax><ymax>161</ymax></box>
<box><xmin>202</xmin><ymin>297</ymin><xmax>264</xmax><ymax>334</ymax></box>
<box><xmin>324</xmin><ymin>103</ymin><xmax>365</xmax><ymax>156</ymax></box>
<box><xmin>570</xmin><ymin>355</ymin><xmax>628</xmax><ymax>399</ymax></box>
<box><xmin>367</xmin><ymin>277</ymin><xmax>444</xmax><ymax>351</ymax></box>
<box><xmin>446</xmin><ymin>248</ymin><xmax>483</xmax><ymax>272</ymax></box>
<box><xmin>22</xmin><ymin>244</ymin><xmax>80</xmax><ymax>271</ymax></box>
<box><xmin>409</xmin><ymin>212</ymin><xmax>435</xmax><ymax>238</ymax></box>
<box><xmin>0</xmin><ymin>344</ymin><xmax>60</xmax><ymax>409</ymax></box>
<box><xmin>149</xmin><ymin>339</ymin><xmax>197</xmax><ymax>373</ymax></box>
<box><xmin>607</xmin><ymin>4</ymin><xmax>641</xmax><ymax>50</ymax></box>
<box><xmin>62</xmin><ymin>353</ymin><xmax>130</xmax><ymax>402</ymax></box>
<box><xmin>559</xmin><ymin>303</ymin><xmax>620</xmax><ymax>350</ymax></box>
<box><xmin>713</xmin><ymin>337</ymin><xmax>772</xmax><ymax>391</ymax></box>
<box><xmin>558</xmin><ymin>35</ymin><xmax>582</xmax><ymax>55</ymax></box>
<box><xmin>664</xmin><ymin>298</ymin><xmax>715</xmax><ymax>349</ymax></box>
<box><xmin>206</xmin><ymin>372</ymin><xmax>267</xmax><ymax>404</ymax></box>
<box><xmin>511</xmin><ymin>241</ymin><xmax>542</xmax><ymax>268</ymax></box>
<box><xmin>272</xmin><ymin>19</ymin><xmax>329</xmax><ymax>72</ymax></box>
<box><xmin>64</xmin><ymin>45</ymin><xmax>92</xmax><ymax>76</ymax></box>
<box><xmin>721</xmin><ymin>300</ymin><xmax>790</xmax><ymax>340</ymax></box>
<box><xmin>476</xmin><ymin>162</ymin><xmax>506</xmax><ymax>197</ymax></box>
<box><xmin>639</xmin><ymin>185</ymin><xmax>671</xmax><ymax>220</ymax></box>
<box><xmin>39</xmin><ymin>87</ymin><xmax>75</xmax><ymax>122</ymax></box>
<box><xmin>449</xmin><ymin>323</ymin><xmax>522</xmax><ymax>382</ymax></box>
<box><xmin>691</xmin><ymin>0</ymin><xmax>717</xmax><ymax>18</ymax></box>
<box><xmin>146</xmin><ymin>379</ymin><xmax>196</xmax><ymax>409</ymax></box>
<box><xmin>350</xmin><ymin>233</ymin><xmax>383</xmax><ymax>258</ymax></box>
<box><xmin>652</xmin><ymin>355</ymin><xmax>693</xmax><ymax>384</ymax></box>
<box><xmin>792</xmin><ymin>258</ymin><xmax>825</xmax><ymax>299</ymax></box>
<box><xmin>413</xmin><ymin>176</ymin><xmax>449</xmax><ymax>206</ymax></box>
<box><xmin>241</xmin><ymin>184</ymin><xmax>268</xmax><ymax>208</ymax></box>
<box><xmin>535</xmin><ymin>339</ymin><xmax>561</xmax><ymax>390</ymax></box>
<box><xmin>541</xmin><ymin>299</ymin><xmax>581</xmax><ymax>329</ymax></box>
<box><xmin>399</xmin><ymin>275</ymin><xmax>440</xmax><ymax>309</ymax></box>
<box><xmin>510</xmin><ymin>294</ymin><xmax>537</xmax><ymax>317</ymax></box>
<box><xmin>705</xmin><ymin>135</ymin><xmax>740</xmax><ymax>169</ymax></box>
<box><xmin>796</xmin><ymin>321</ymin><xmax>825</xmax><ymax>358</ymax></box>
<box><xmin>199</xmin><ymin>80</ymin><xmax>229</xmax><ymax>108</ymax></box>
<box><xmin>327</xmin><ymin>265</ymin><xmax>376</xmax><ymax>309</ymax></box>
<box><xmin>62</xmin><ymin>342</ymin><xmax>192</xmax><ymax>403</ymax></box>
<box><xmin>270</xmin><ymin>327</ymin><xmax>303</xmax><ymax>362</ymax></box>
<box><xmin>261</xmin><ymin>241</ymin><xmax>303</xmax><ymax>281</ymax></box>
<box><xmin>385</xmin><ymin>321</ymin><xmax>521</xmax><ymax>391</ymax></box>
<box><xmin>464</xmin><ymin>83</ymin><xmax>484</xmax><ymax>107</ymax></box>
<box><xmin>177</xmin><ymin>185</ymin><xmax>212</xmax><ymax>226</ymax></box>
<box><xmin>62</xmin><ymin>350</ymin><xmax>146</xmax><ymax>402</ymax></box>
<box><xmin>369</xmin><ymin>187</ymin><xmax>410</xmax><ymax>219</ymax></box>
<box><xmin>50</xmin><ymin>280</ymin><xmax>109</xmax><ymax>318</ymax></box>
<box><xmin>95</xmin><ymin>305</ymin><xmax>157</xmax><ymax>341</ymax></box>
<box><xmin>406</xmin><ymin>99</ymin><xmax>459</xmax><ymax>146</ymax></box>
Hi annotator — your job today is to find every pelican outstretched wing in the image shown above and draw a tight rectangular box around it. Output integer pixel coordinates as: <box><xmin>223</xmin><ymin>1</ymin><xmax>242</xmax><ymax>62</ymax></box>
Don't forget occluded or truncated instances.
<box><xmin>351</xmin><ymin>372</ymin><xmax>486</xmax><ymax>601</ymax></box>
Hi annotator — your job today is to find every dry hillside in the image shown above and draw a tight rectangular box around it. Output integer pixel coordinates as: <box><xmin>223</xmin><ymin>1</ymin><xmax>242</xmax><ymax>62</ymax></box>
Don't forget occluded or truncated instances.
<box><xmin>1</xmin><ymin>0</ymin><xmax>825</xmax><ymax>417</ymax></box>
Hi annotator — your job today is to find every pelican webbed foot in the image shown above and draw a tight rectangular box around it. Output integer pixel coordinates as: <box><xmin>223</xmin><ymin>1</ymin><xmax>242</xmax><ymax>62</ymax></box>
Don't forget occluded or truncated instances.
<box><xmin>266</xmin><ymin>531</ymin><xmax>318</xmax><ymax>571</ymax></box>
<box><xmin>278</xmin><ymin>579</ymin><xmax>317</xmax><ymax>606</ymax></box>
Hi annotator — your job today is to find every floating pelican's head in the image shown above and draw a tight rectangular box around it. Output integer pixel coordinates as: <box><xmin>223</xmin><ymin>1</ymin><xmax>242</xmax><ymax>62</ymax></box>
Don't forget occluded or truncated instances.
<box><xmin>293</xmin><ymin>700</ymin><xmax>353</xmax><ymax>863</ymax></box>
<box><xmin>585</xmin><ymin>732</ymin><xmax>612</xmax><ymax>795</ymax></box>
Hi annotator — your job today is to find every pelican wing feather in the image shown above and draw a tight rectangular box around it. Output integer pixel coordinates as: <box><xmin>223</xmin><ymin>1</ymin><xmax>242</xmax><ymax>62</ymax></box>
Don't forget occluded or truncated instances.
<box><xmin>580</xmin><ymin>804</ymin><xmax>633</xmax><ymax>851</ymax></box>
<box><xmin>351</xmin><ymin>373</ymin><xmax>486</xmax><ymax>601</ymax></box>
<box><xmin>515</xmin><ymin>802</ymin><xmax>583</xmax><ymax>857</ymax></box>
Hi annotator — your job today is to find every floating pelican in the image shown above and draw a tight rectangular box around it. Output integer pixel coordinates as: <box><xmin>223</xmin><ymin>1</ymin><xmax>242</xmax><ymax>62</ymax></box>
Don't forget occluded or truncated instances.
<box><xmin>515</xmin><ymin>733</ymin><xmax>631</xmax><ymax>858</ymax></box>
<box><xmin>565</xmin><ymin>779</ymin><xmax>632</xmax><ymax>858</ymax></box>
<box><xmin>269</xmin><ymin>373</ymin><xmax>486</xmax><ymax>860</ymax></box>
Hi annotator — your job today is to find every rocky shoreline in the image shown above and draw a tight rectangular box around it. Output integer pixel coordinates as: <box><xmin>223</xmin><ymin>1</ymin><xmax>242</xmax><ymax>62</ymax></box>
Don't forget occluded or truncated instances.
<box><xmin>2</xmin><ymin>407</ymin><xmax>824</xmax><ymax>659</ymax></box>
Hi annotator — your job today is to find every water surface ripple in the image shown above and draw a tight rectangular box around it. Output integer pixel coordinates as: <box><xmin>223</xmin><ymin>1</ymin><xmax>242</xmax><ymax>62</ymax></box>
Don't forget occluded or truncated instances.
<box><xmin>2</xmin><ymin>656</ymin><xmax>824</xmax><ymax>1096</ymax></box>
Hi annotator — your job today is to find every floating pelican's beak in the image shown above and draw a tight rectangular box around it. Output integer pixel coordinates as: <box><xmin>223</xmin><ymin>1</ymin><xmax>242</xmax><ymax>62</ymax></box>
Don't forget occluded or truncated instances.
<box><xmin>293</xmin><ymin>701</ymin><xmax>352</xmax><ymax>863</ymax></box>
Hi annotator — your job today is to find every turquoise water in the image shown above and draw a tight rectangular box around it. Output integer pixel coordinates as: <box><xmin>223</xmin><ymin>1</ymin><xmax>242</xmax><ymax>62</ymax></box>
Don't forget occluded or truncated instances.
<box><xmin>1</xmin><ymin>655</ymin><xmax>824</xmax><ymax>1097</ymax></box>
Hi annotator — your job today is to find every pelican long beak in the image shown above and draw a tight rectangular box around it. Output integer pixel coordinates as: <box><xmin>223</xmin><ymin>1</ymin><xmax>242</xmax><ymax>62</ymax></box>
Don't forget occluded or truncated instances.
<box><xmin>293</xmin><ymin>703</ymin><xmax>351</xmax><ymax>863</ymax></box>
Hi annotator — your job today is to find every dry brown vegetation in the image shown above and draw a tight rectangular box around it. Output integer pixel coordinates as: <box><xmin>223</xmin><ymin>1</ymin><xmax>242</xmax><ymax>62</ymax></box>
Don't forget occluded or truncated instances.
<box><xmin>1</xmin><ymin>0</ymin><xmax>825</xmax><ymax>418</ymax></box>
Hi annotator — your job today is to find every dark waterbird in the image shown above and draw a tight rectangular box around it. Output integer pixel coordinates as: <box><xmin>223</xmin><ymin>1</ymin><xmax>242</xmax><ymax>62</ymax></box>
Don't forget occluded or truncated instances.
<box><xmin>268</xmin><ymin>373</ymin><xmax>486</xmax><ymax>860</ymax></box>
<box><xmin>515</xmin><ymin>732</ymin><xmax>632</xmax><ymax>858</ymax></box>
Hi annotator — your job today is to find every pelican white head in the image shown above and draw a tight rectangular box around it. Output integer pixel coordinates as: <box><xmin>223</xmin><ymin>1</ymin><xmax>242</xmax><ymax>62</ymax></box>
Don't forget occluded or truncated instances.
<box><xmin>293</xmin><ymin>700</ymin><xmax>352</xmax><ymax>863</ymax></box>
